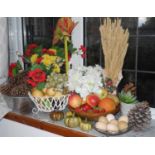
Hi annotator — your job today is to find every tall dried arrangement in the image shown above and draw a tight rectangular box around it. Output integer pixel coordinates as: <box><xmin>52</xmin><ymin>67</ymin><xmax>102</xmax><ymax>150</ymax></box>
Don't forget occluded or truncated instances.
<box><xmin>100</xmin><ymin>18</ymin><xmax>129</xmax><ymax>85</ymax></box>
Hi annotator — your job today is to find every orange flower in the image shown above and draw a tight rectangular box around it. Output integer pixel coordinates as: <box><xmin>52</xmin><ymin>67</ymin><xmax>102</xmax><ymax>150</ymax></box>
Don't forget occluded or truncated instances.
<box><xmin>52</xmin><ymin>17</ymin><xmax>78</xmax><ymax>45</ymax></box>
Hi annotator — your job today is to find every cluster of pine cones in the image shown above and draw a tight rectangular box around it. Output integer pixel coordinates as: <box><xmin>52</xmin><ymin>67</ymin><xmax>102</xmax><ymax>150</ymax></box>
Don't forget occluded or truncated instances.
<box><xmin>0</xmin><ymin>71</ymin><xmax>31</xmax><ymax>96</ymax></box>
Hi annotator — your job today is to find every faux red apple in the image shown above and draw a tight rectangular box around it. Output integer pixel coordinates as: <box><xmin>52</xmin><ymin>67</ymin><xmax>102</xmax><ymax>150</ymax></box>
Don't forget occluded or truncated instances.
<box><xmin>80</xmin><ymin>104</ymin><xmax>92</xmax><ymax>112</ymax></box>
<box><xmin>68</xmin><ymin>94</ymin><xmax>82</xmax><ymax>108</ymax></box>
<box><xmin>86</xmin><ymin>94</ymin><xmax>100</xmax><ymax>108</ymax></box>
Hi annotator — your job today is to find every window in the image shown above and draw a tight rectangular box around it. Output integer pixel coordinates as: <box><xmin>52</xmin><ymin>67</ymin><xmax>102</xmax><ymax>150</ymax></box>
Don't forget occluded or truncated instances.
<box><xmin>22</xmin><ymin>17</ymin><xmax>60</xmax><ymax>48</ymax></box>
<box><xmin>15</xmin><ymin>17</ymin><xmax>155</xmax><ymax>107</ymax></box>
<box><xmin>21</xmin><ymin>17</ymin><xmax>84</xmax><ymax>68</ymax></box>
<box><xmin>84</xmin><ymin>17</ymin><xmax>155</xmax><ymax>108</ymax></box>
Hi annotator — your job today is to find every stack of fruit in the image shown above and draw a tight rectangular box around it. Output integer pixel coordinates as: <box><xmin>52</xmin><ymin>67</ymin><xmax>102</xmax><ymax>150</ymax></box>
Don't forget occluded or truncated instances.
<box><xmin>28</xmin><ymin>73</ymin><xmax>69</xmax><ymax>112</ymax></box>
<box><xmin>31</xmin><ymin>73</ymin><xmax>68</xmax><ymax>98</ymax></box>
<box><xmin>31</xmin><ymin>87</ymin><xmax>64</xmax><ymax>98</ymax></box>
<box><xmin>68</xmin><ymin>88</ymin><xmax>120</xmax><ymax>120</ymax></box>
<box><xmin>95</xmin><ymin>114</ymin><xmax>129</xmax><ymax>134</ymax></box>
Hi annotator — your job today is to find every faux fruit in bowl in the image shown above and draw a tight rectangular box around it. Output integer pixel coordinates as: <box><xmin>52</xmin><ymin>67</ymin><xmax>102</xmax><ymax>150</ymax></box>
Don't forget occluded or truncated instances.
<box><xmin>68</xmin><ymin>92</ymin><xmax>120</xmax><ymax>121</ymax></box>
<box><xmin>68</xmin><ymin>93</ymin><xmax>83</xmax><ymax>108</ymax></box>
<box><xmin>95</xmin><ymin>114</ymin><xmax>129</xmax><ymax>135</ymax></box>
<box><xmin>29</xmin><ymin>87</ymin><xmax>69</xmax><ymax>112</ymax></box>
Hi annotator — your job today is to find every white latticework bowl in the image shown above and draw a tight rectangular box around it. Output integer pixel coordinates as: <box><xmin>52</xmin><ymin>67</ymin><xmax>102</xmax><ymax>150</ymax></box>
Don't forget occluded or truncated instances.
<box><xmin>28</xmin><ymin>92</ymin><xmax>69</xmax><ymax>113</ymax></box>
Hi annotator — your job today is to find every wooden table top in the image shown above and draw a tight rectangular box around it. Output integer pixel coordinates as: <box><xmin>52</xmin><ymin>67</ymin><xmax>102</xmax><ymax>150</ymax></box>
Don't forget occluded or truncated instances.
<box><xmin>4</xmin><ymin>112</ymin><xmax>95</xmax><ymax>137</ymax></box>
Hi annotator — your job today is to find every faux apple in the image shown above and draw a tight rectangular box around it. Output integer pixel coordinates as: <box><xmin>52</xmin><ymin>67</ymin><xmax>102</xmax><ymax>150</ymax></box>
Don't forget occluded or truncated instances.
<box><xmin>98</xmin><ymin>97</ymin><xmax>116</xmax><ymax>112</ymax></box>
<box><xmin>68</xmin><ymin>93</ymin><xmax>82</xmax><ymax>108</ymax></box>
<box><xmin>97</xmin><ymin>88</ymin><xmax>108</xmax><ymax>99</ymax></box>
<box><xmin>80</xmin><ymin>104</ymin><xmax>92</xmax><ymax>112</ymax></box>
<box><xmin>86</xmin><ymin>94</ymin><xmax>100</xmax><ymax>108</ymax></box>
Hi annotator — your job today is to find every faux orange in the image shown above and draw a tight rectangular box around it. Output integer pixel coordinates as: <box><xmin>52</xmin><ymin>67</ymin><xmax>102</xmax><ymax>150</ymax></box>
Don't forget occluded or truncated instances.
<box><xmin>98</xmin><ymin>98</ymin><xmax>116</xmax><ymax>112</ymax></box>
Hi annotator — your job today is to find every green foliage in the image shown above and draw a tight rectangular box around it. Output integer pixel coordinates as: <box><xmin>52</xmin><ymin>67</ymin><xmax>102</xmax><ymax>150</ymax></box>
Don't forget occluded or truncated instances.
<box><xmin>36</xmin><ymin>82</ymin><xmax>46</xmax><ymax>90</ymax></box>
<box><xmin>16</xmin><ymin>60</ymin><xmax>22</xmax><ymax>70</ymax></box>
<box><xmin>31</xmin><ymin>63</ymin><xmax>46</xmax><ymax>71</ymax></box>
<box><xmin>12</xmin><ymin>68</ymin><xmax>18</xmax><ymax>76</ymax></box>
<box><xmin>52</xmin><ymin>46</ymin><xmax>65</xmax><ymax>59</ymax></box>
<box><xmin>68</xmin><ymin>43</ymin><xmax>77</xmax><ymax>54</ymax></box>
<box><xmin>118</xmin><ymin>91</ymin><xmax>138</xmax><ymax>104</ymax></box>
<box><xmin>32</xmin><ymin>45</ymin><xmax>43</xmax><ymax>56</ymax></box>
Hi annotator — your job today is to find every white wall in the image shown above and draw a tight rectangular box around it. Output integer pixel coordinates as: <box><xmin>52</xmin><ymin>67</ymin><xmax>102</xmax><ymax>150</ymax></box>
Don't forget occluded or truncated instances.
<box><xmin>70</xmin><ymin>17</ymin><xmax>84</xmax><ymax>68</ymax></box>
<box><xmin>0</xmin><ymin>17</ymin><xmax>8</xmax><ymax>84</ymax></box>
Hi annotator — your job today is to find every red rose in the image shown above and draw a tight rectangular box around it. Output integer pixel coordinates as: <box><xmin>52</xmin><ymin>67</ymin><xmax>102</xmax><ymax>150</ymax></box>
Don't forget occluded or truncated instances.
<box><xmin>25</xmin><ymin>49</ymin><xmax>31</xmax><ymax>57</ymax></box>
<box><xmin>27</xmin><ymin>68</ymin><xmax>46</xmax><ymax>87</ymax></box>
<box><xmin>29</xmin><ymin>69</ymin><xmax>46</xmax><ymax>82</ymax></box>
<box><xmin>27</xmin><ymin>79</ymin><xmax>37</xmax><ymax>87</ymax></box>
<box><xmin>42</xmin><ymin>48</ymin><xmax>47</xmax><ymax>53</ymax></box>
<box><xmin>28</xmin><ymin>43</ymin><xmax>38</xmax><ymax>49</ymax></box>
<box><xmin>36</xmin><ymin>57</ymin><xmax>43</xmax><ymax>64</ymax></box>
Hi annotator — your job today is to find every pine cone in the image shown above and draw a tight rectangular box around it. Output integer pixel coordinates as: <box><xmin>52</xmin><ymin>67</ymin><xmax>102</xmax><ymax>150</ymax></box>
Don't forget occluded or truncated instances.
<box><xmin>123</xmin><ymin>82</ymin><xmax>136</xmax><ymax>95</ymax></box>
<box><xmin>10</xmin><ymin>83</ymin><xmax>31</xmax><ymax>96</ymax></box>
<box><xmin>0</xmin><ymin>83</ymin><xmax>13</xmax><ymax>95</ymax></box>
<box><xmin>9</xmin><ymin>71</ymin><xmax>28</xmax><ymax>86</ymax></box>
<box><xmin>128</xmin><ymin>101</ymin><xmax>151</xmax><ymax>131</ymax></box>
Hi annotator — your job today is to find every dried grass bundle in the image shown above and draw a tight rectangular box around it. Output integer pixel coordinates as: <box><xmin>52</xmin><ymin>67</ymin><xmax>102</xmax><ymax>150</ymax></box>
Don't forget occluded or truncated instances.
<box><xmin>99</xmin><ymin>18</ymin><xmax>129</xmax><ymax>85</ymax></box>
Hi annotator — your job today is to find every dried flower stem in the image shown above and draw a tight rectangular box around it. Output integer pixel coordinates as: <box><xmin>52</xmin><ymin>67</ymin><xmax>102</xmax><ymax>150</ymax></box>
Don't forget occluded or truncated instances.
<box><xmin>100</xmin><ymin>18</ymin><xmax>129</xmax><ymax>85</ymax></box>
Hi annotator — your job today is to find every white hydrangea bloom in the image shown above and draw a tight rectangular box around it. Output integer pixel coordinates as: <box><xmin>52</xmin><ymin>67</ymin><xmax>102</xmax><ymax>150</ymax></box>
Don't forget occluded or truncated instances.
<box><xmin>68</xmin><ymin>65</ymin><xmax>104</xmax><ymax>98</ymax></box>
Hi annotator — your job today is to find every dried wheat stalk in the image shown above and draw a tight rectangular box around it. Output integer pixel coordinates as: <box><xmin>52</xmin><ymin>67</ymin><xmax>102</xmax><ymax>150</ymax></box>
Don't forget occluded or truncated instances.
<box><xmin>100</xmin><ymin>18</ymin><xmax>129</xmax><ymax>85</ymax></box>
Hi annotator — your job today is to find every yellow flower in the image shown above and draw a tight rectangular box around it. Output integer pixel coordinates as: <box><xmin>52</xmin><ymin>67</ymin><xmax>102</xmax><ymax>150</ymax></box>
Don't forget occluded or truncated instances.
<box><xmin>31</xmin><ymin>54</ymin><xmax>38</xmax><ymax>63</ymax></box>
<box><xmin>41</xmin><ymin>54</ymin><xmax>57</xmax><ymax>66</ymax></box>
<box><xmin>51</xmin><ymin>56</ymin><xmax>57</xmax><ymax>64</ymax></box>
<box><xmin>53</xmin><ymin>64</ymin><xmax>60</xmax><ymax>73</ymax></box>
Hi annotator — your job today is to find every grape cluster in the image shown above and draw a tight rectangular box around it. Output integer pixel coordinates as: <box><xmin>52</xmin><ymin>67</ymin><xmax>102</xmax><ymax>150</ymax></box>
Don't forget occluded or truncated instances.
<box><xmin>46</xmin><ymin>73</ymin><xmax>68</xmax><ymax>93</ymax></box>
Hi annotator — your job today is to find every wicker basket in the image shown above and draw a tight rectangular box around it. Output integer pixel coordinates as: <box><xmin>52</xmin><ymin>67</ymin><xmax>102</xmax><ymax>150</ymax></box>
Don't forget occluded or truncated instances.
<box><xmin>28</xmin><ymin>92</ymin><xmax>69</xmax><ymax>113</ymax></box>
<box><xmin>68</xmin><ymin>105</ymin><xmax>120</xmax><ymax>121</ymax></box>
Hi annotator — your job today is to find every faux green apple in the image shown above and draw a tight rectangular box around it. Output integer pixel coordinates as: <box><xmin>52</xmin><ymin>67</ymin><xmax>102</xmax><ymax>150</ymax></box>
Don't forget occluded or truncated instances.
<box><xmin>97</xmin><ymin>88</ymin><xmax>108</xmax><ymax>99</ymax></box>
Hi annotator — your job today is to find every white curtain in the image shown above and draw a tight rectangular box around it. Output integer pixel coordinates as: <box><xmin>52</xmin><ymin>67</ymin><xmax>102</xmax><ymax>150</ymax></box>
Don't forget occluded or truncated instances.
<box><xmin>8</xmin><ymin>17</ymin><xmax>23</xmax><ymax>64</ymax></box>
<box><xmin>0</xmin><ymin>17</ymin><xmax>8</xmax><ymax>84</ymax></box>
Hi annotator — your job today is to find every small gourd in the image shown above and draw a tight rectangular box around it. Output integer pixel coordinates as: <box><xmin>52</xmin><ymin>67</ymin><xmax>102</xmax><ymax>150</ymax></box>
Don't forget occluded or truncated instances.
<box><xmin>80</xmin><ymin>120</ymin><xmax>92</xmax><ymax>132</ymax></box>
<box><xmin>65</xmin><ymin>111</ymin><xmax>73</xmax><ymax>117</ymax></box>
<box><xmin>50</xmin><ymin>111</ymin><xmax>64</xmax><ymax>121</ymax></box>
<box><xmin>64</xmin><ymin>114</ymin><xmax>81</xmax><ymax>128</ymax></box>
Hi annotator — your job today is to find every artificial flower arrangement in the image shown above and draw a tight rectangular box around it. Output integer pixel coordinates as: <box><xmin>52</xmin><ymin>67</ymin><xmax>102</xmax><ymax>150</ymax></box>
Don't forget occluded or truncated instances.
<box><xmin>23</xmin><ymin>43</ymin><xmax>64</xmax><ymax>89</ymax></box>
<box><xmin>0</xmin><ymin>17</ymin><xmax>152</xmax><ymax>134</ymax></box>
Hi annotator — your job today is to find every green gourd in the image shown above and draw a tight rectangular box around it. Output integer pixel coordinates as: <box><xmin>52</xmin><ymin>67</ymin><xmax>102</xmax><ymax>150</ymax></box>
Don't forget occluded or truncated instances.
<box><xmin>64</xmin><ymin>115</ymin><xmax>81</xmax><ymax>128</ymax></box>
<box><xmin>80</xmin><ymin>121</ymin><xmax>92</xmax><ymax>131</ymax></box>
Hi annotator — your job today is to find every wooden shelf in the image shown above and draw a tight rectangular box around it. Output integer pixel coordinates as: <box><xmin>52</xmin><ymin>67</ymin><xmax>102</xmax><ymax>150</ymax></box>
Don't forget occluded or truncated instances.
<box><xmin>4</xmin><ymin>112</ymin><xmax>95</xmax><ymax>137</ymax></box>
